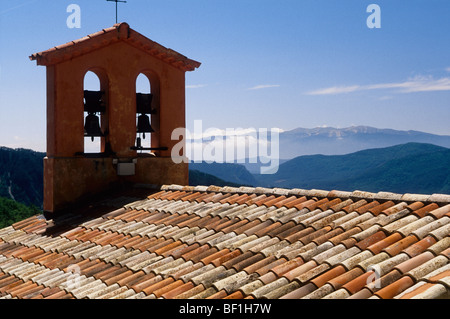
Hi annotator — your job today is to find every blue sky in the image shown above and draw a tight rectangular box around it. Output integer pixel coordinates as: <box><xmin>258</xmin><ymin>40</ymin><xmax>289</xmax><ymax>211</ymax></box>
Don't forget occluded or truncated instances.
<box><xmin>0</xmin><ymin>0</ymin><xmax>449</xmax><ymax>152</ymax></box>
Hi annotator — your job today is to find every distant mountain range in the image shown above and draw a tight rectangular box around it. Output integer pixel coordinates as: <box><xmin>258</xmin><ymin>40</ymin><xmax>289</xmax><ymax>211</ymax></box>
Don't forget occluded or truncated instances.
<box><xmin>278</xmin><ymin>126</ymin><xmax>450</xmax><ymax>159</ymax></box>
<box><xmin>255</xmin><ymin>143</ymin><xmax>450</xmax><ymax>195</ymax></box>
<box><xmin>190</xmin><ymin>143</ymin><xmax>450</xmax><ymax>195</ymax></box>
<box><xmin>190</xmin><ymin>125</ymin><xmax>450</xmax><ymax>173</ymax></box>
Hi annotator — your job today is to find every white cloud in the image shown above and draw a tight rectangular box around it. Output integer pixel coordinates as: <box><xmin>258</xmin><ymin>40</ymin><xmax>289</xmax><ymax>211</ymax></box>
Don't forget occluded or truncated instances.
<box><xmin>445</xmin><ymin>67</ymin><xmax>450</xmax><ymax>72</ymax></box>
<box><xmin>307</xmin><ymin>85</ymin><xmax>360</xmax><ymax>95</ymax></box>
<box><xmin>306</xmin><ymin>76</ymin><xmax>450</xmax><ymax>95</ymax></box>
<box><xmin>397</xmin><ymin>76</ymin><xmax>450</xmax><ymax>93</ymax></box>
<box><xmin>247</xmin><ymin>84</ymin><xmax>281</xmax><ymax>90</ymax></box>
<box><xmin>186</xmin><ymin>84</ymin><xmax>207</xmax><ymax>89</ymax></box>
<box><xmin>0</xmin><ymin>0</ymin><xmax>38</xmax><ymax>15</ymax></box>
<box><xmin>188</xmin><ymin>127</ymin><xmax>284</xmax><ymax>141</ymax></box>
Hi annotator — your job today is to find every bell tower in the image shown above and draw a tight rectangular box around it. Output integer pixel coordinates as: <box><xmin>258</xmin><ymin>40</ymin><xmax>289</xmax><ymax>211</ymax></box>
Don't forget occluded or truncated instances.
<box><xmin>30</xmin><ymin>23</ymin><xmax>200</xmax><ymax>214</ymax></box>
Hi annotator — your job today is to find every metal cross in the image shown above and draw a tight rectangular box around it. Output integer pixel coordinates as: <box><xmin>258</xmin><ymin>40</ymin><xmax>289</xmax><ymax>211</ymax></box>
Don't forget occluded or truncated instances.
<box><xmin>107</xmin><ymin>0</ymin><xmax>127</xmax><ymax>24</ymax></box>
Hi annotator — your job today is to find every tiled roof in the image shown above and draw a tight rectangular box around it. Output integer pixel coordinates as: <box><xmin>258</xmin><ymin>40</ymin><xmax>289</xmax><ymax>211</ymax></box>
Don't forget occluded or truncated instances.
<box><xmin>29</xmin><ymin>23</ymin><xmax>201</xmax><ymax>71</ymax></box>
<box><xmin>0</xmin><ymin>185</ymin><xmax>449</xmax><ymax>299</ymax></box>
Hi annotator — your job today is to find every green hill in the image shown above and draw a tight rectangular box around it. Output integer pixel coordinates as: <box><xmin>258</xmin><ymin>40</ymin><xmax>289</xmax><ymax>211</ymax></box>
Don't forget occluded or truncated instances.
<box><xmin>255</xmin><ymin>143</ymin><xmax>450</xmax><ymax>194</ymax></box>
<box><xmin>189</xmin><ymin>162</ymin><xmax>257</xmax><ymax>186</ymax></box>
<box><xmin>0</xmin><ymin>147</ymin><xmax>44</xmax><ymax>207</ymax></box>
<box><xmin>342</xmin><ymin>148</ymin><xmax>450</xmax><ymax>194</ymax></box>
<box><xmin>189</xmin><ymin>170</ymin><xmax>242</xmax><ymax>187</ymax></box>
<box><xmin>0</xmin><ymin>196</ymin><xmax>42</xmax><ymax>228</ymax></box>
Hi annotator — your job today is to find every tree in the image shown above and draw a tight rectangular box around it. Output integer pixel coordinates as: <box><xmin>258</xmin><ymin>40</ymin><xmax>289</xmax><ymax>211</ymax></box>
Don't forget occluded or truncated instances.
<box><xmin>0</xmin><ymin>196</ymin><xmax>41</xmax><ymax>228</ymax></box>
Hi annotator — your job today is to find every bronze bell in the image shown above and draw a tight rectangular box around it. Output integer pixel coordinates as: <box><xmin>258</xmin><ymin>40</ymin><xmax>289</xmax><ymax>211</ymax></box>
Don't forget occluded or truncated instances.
<box><xmin>84</xmin><ymin>113</ymin><xmax>103</xmax><ymax>141</ymax></box>
<box><xmin>137</xmin><ymin>114</ymin><xmax>154</xmax><ymax>139</ymax></box>
<box><xmin>136</xmin><ymin>93</ymin><xmax>153</xmax><ymax>114</ymax></box>
<box><xmin>84</xmin><ymin>90</ymin><xmax>105</xmax><ymax>113</ymax></box>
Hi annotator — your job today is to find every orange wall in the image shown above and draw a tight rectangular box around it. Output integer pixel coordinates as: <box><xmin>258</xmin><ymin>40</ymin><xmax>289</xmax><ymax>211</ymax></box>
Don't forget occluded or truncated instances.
<box><xmin>44</xmin><ymin>157</ymin><xmax>188</xmax><ymax>213</ymax></box>
<box><xmin>48</xmin><ymin>41</ymin><xmax>186</xmax><ymax>157</ymax></box>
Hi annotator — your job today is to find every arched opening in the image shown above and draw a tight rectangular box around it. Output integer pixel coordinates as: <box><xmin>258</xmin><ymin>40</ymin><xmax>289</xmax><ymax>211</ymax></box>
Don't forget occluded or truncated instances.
<box><xmin>83</xmin><ymin>71</ymin><xmax>102</xmax><ymax>153</ymax></box>
<box><xmin>135</xmin><ymin>73</ymin><xmax>154</xmax><ymax>154</ymax></box>
<box><xmin>83</xmin><ymin>70</ymin><xmax>107</xmax><ymax>154</ymax></box>
<box><xmin>136</xmin><ymin>73</ymin><xmax>151</xmax><ymax>94</ymax></box>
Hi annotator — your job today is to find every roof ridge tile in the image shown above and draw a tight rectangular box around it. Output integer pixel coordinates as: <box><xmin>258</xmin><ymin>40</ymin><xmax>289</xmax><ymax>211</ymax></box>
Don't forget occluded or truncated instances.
<box><xmin>287</xmin><ymin>189</ymin><xmax>313</xmax><ymax>197</ymax></box>
<box><xmin>428</xmin><ymin>194</ymin><xmax>450</xmax><ymax>204</ymax></box>
<box><xmin>350</xmin><ymin>191</ymin><xmax>377</xmax><ymax>200</ymax></box>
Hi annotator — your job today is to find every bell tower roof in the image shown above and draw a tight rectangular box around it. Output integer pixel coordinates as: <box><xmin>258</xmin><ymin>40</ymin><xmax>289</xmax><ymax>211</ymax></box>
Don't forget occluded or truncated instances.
<box><xmin>30</xmin><ymin>22</ymin><xmax>201</xmax><ymax>72</ymax></box>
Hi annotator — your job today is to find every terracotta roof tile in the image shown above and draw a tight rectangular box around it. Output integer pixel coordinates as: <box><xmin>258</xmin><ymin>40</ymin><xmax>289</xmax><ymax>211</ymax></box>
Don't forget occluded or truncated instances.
<box><xmin>328</xmin><ymin>268</ymin><xmax>365</xmax><ymax>290</ymax></box>
<box><xmin>328</xmin><ymin>228</ymin><xmax>361</xmax><ymax>246</ymax></box>
<box><xmin>412</xmin><ymin>217</ymin><xmax>450</xmax><ymax>240</ymax></box>
<box><xmin>382</xmin><ymin>235</ymin><xmax>418</xmax><ymax>257</ymax></box>
<box><xmin>261</xmin><ymin>196</ymin><xmax>286</xmax><ymax>208</ymax></box>
<box><xmin>406</xmin><ymin>255</ymin><xmax>448</xmax><ymax>282</ymax></box>
<box><xmin>366</xmin><ymin>233</ymin><xmax>404</xmax><ymax>255</ymax></box>
<box><xmin>395</xmin><ymin>251</ymin><xmax>435</xmax><ymax>275</ymax></box>
<box><xmin>406</xmin><ymin>201</ymin><xmax>425</xmax><ymax>212</ymax></box>
<box><xmin>314</xmin><ymin>198</ymin><xmax>339</xmax><ymax>211</ymax></box>
<box><xmin>355</xmin><ymin>201</ymin><xmax>380</xmax><ymax>214</ymax></box>
<box><xmin>200</xmin><ymin>249</ymin><xmax>230</xmax><ymax>265</ymax></box>
<box><xmin>32</xmin><ymin>23</ymin><xmax>201</xmax><ymax>72</ymax></box>
<box><xmin>427</xmin><ymin>203</ymin><xmax>450</xmax><ymax>219</ymax></box>
<box><xmin>291</xmin><ymin>199</ymin><xmax>315</xmax><ymax>211</ymax></box>
<box><xmin>252</xmin><ymin>278</ymin><xmax>291</xmax><ymax>299</ymax></box>
<box><xmin>402</xmin><ymin>235</ymin><xmax>437</xmax><ymax>258</ymax></box>
<box><xmin>271</xmin><ymin>196</ymin><xmax>298</xmax><ymax>209</ymax></box>
<box><xmin>429</xmin><ymin>223</ymin><xmax>450</xmax><ymax>241</ymax></box>
<box><xmin>1</xmin><ymin>184</ymin><xmax>448</xmax><ymax>299</ymax></box>
<box><xmin>302</xmin><ymin>283</ymin><xmax>335</xmax><ymax>299</ymax></box>
<box><xmin>276</xmin><ymin>224</ymin><xmax>306</xmax><ymax>242</ymax></box>
<box><xmin>410</xmin><ymin>203</ymin><xmax>438</xmax><ymax>218</ymax></box>
<box><xmin>382</xmin><ymin>215</ymin><xmax>419</xmax><ymax>234</ymax></box>
<box><xmin>368</xmin><ymin>201</ymin><xmax>395</xmax><ymax>216</ymax></box>
<box><xmin>295</xmin><ymin>226</ymin><xmax>330</xmax><ymax>245</ymax></box>
<box><xmin>341</xmin><ymin>270</ymin><xmax>374</xmax><ymax>294</ymax></box>
<box><xmin>309</xmin><ymin>211</ymin><xmax>347</xmax><ymax>230</ymax></box>
<box><xmin>374</xmin><ymin>275</ymin><xmax>415</xmax><ymax>299</ymax></box>
<box><xmin>322</xmin><ymin>198</ymin><xmax>350</xmax><ymax>211</ymax></box>
<box><xmin>223</xmin><ymin>291</ymin><xmax>244</xmax><ymax>299</ymax></box>
<box><xmin>241</xmin><ymin>220</ymin><xmax>272</xmax><ymax>237</ymax></box>
<box><xmin>310</xmin><ymin>265</ymin><xmax>346</xmax><ymax>288</ymax></box>
<box><xmin>426</xmin><ymin>237</ymin><xmax>450</xmax><ymax>255</ymax></box>
<box><xmin>211</xmin><ymin>249</ymin><xmax>242</xmax><ymax>267</ymax></box>
<box><xmin>356</xmin><ymin>231</ymin><xmax>387</xmax><ymax>250</ymax></box>
<box><xmin>205</xmin><ymin>289</ymin><xmax>227</xmax><ymax>299</ymax></box>
<box><xmin>341</xmin><ymin>237</ymin><xmax>358</xmax><ymax>249</ymax></box>
<box><xmin>421</xmin><ymin>267</ymin><xmax>450</xmax><ymax>295</ymax></box>
<box><xmin>240</xmin><ymin>255</ymin><xmax>275</xmax><ymax>274</ymax></box>
<box><xmin>399</xmin><ymin>282</ymin><xmax>448</xmax><ymax>299</ymax></box>
<box><xmin>227</xmin><ymin>252</ymin><xmax>262</xmax><ymax>271</ymax></box>
<box><xmin>295</xmin><ymin>264</ymin><xmax>340</xmax><ymax>287</ymax></box>
<box><xmin>323</xmin><ymin>246</ymin><xmax>360</xmax><ymax>267</ymax></box>
<box><xmin>340</xmin><ymin>200</ymin><xmax>367</xmax><ymax>214</ymax></box>
<box><xmin>282</xmin><ymin>260</ymin><xmax>317</xmax><ymax>281</ymax></box>
<box><xmin>440</xmin><ymin>247</ymin><xmax>450</xmax><ymax>259</ymax></box>
<box><xmin>280</xmin><ymin>282</ymin><xmax>317</xmax><ymax>299</ymax></box>
<box><xmin>306</xmin><ymin>198</ymin><xmax>330</xmax><ymax>211</ymax></box>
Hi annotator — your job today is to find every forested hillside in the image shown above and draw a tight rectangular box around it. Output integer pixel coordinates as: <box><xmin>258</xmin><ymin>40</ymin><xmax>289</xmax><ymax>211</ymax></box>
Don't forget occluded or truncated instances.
<box><xmin>0</xmin><ymin>147</ymin><xmax>44</xmax><ymax>207</ymax></box>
